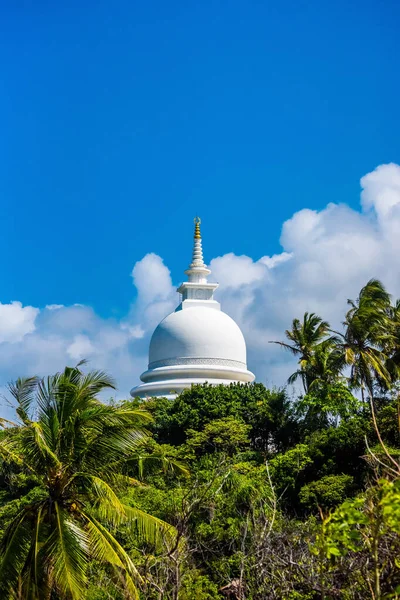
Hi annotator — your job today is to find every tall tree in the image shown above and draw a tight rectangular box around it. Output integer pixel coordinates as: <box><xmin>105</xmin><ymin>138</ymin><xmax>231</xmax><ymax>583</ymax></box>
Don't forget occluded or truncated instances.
<box><xmin>290</xmin><ymin>339</ymin><xmax>346</xmax><ymax>395</ymax></box>
<box><xmin>270</xmin><ymin>312</ymin><xmax>332</xmax><ymax>392</ymax></box>
<box><xmin>340</xmin><ymin>279</ymin><xmax>392</xmax><ymax>402</ymax></box>
<box><xmin>383</xmin><ymin>298</ymin><xmax>400</xmax><ymax>387</ymax></box>
<box><xmin>0</xmin><ymin>365</ymin><xmax>172</xmax><ymax>600</ymax></box>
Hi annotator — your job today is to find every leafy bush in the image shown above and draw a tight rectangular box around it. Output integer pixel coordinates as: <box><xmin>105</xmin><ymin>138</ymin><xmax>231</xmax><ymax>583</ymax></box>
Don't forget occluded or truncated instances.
<box><xmin>299</xmin><ymin>474</ymin><xmax>354</xmax><ymax>509</ymax></box>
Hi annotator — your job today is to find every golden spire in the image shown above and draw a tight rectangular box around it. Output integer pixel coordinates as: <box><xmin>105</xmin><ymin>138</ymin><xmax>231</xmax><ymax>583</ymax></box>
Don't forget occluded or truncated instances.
<box><xmin>194</xmin><ymin>216</ymin><xmax>201</xmax><ymax>239</ymax></box>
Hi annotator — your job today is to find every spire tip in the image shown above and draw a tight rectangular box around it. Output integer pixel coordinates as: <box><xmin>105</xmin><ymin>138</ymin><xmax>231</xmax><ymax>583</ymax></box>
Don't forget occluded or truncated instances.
<box><xmin>194</xmin><ymin>216</ymin><xmax>201</xmax><ymax>239</ymax></box>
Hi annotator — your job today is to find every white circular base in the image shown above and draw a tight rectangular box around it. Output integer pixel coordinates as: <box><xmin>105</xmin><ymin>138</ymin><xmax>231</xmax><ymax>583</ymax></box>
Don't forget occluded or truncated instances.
<box><xmin>130</xmin><ymin>363</ymin><xmax>255</xmax><ymax>400</ymax></box>
<box><xmin>130</xmin><ymin>376</ymin><xmax>254</xmax><ymax>400</ymax></box>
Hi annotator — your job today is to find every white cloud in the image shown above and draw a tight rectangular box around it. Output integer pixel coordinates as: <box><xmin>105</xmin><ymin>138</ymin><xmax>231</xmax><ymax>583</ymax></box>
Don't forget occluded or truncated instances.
<box><xmin>1</xmin><ymin>162</ymin><xmax>400</xmax><ymax>418</ymax></box>
<box><xmin>131</xmin><ymin>253</ymin><xmax>174</xmax><ymax>305</ymax></box>
<box><xmin>67</xmin><ymin>335</ymin><xmax>95</xmax><ymax>360</ymax></box>
<box><xmin>210</xmin><ymin>163</ymin><xmax>400</xmax><ymax>385</ymax></box>
<box><xmin>121</xmin><ymin>324</ymin><xmax>145</xmax><ymax>339</ymax></box>
<box><xmin>361</xmin><ymin>162</ymin><xmax>400</xmax><ymax>220</ymax></box>
<box><xmin>130</xmin><ymin>253</ymin><xmax>177</xmax><ymax>333</ymax></box>
<box><xmin>210</xmin><ymin>253</ymin><xmax>266</xmax><ymax>287</ymax></box>
<box><xmin>0</xmin><ymin>301</ymin><xmax>38</xmax><ymax>343</ymax></box>
<box><xmin>259</xmin><ymin>252</ymin><xmax>292</xmax><ymax>269</ymax></box>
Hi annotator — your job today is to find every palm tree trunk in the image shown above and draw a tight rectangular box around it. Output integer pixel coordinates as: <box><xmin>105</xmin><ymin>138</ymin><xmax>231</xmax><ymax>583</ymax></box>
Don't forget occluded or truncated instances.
<box><xmin>360</xmin><ymin>384</ymin><xmax>368</xmax><ymax>417</ymax></box>
<box><xmin>369</xmin><ymin>390</ymin><xmax>400</xmax><ymax>475</ymax></box>
<box><xmin>372</xmin><ymin>512</ymin><xmax>382</xmax><ymax>600</ymax></box>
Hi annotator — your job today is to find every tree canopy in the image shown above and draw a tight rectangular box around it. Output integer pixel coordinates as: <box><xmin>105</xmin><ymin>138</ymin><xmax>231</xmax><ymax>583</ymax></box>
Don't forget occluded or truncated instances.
<box><xmin>0</xmin><ymin>279</ymin><xmax>399</xmax><ymax>599</ymax></box>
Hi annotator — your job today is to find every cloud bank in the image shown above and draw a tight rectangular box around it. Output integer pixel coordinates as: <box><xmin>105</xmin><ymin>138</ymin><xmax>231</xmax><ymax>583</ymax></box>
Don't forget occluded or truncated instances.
<box><xmin>1</xmin><ymin>163</ymin><xmax>400</xmax><ymax>416</ymax></box>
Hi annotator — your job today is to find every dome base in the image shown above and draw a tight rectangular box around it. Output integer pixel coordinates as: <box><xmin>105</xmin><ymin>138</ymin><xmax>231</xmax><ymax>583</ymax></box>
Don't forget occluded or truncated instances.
<box><xmin>130</xmin><ymin>375</ymin><xmax>255</xmax><ymax>400</ymax></box>
<box><xmin>131</xmin><ymin>362</ymin><xmax>255</xmax><ymax>400</ymax></box>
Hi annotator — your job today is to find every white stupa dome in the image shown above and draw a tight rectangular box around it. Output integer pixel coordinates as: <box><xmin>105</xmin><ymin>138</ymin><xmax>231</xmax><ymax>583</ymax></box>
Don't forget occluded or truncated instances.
<box><xmin>149</xmin><ymin>308</ymin><xmax>247</xmax><ymax>368</ymax></box>
<box><xmin>130</xmin><ymin>218</ymin><xmax>255</xmax><ymax>399</ymax></box>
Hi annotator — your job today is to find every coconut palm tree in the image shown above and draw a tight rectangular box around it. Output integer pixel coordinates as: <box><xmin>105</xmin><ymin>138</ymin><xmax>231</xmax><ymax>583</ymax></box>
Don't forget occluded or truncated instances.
<box><xmin>270</xmin><ymin>312</ymin><xmax>332</xmax><ymax>392</ymax></box>
<box><xmin>294</xmin><ymin>339</ymin><xmax>346</xmax><ymax>394</ymax></box>
<box><xmin>340</xmin><ymin>279</ymin><xmax>393</xmax><ymax>403</ymax></box>
<box><xmin>0</xmin><ymin>364</ymin><xmax>173</xmax><ymax>600</ymax></box>
<box><xmin>383</xmin><ymin>299</ymin><xmax>400</xmax><ymax>387</ymax></box>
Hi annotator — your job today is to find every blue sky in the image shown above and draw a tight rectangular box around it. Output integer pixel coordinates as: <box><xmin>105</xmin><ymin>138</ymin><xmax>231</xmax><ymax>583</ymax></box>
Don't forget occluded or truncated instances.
<box><xmin>2</xmin><ymin>0</ymin><xmax>399</xmax><ymax>316</ymax></box>
<box><xmin>1</xmin><ymin>0</ymin><xmax>400</xmax><ymax>411</ymax></box>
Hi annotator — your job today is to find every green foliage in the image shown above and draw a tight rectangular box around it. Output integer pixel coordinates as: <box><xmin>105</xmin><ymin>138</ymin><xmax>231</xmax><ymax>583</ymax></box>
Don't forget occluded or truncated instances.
<box><xmin>376</xmin><ymin>394</ymin><xmax>400</xmax><ymax>447</ymax></box>
<box><xmin>271</xmin><ymin>312</ymin><xmax>333</xmax><ymax>393</ymax></box>
<box><xmin>0</xmin><ymin>365</ymin><xmax>173</xmax><ymax>600</ymax></box>
<box><xmin>299</xmin><ymin>474</ymin><xmax>354</xmax><ymax>509</ymax></box>
<box><xmin>184</xmin><ymin>417</ymin><xmax>250</xmax><ymax>457</ymax></box>
<box><xmin>1</xmin><ymin>278</ymin><xmax>400</xmax><ymax>599</ymax></box>
<box><xmin>178</xmin><ymin>572</ymin><xmax>220</xmax><ymax>599</ymax></box>
<box><xmin>380</xmin><ymin>478</ymin><xmax>400</xmax><ymax>534</ymax></box>
<box><xmin>145</xmin><ymin>382</ymin><xmax>299</xmax><ymax>452</ymax></box>
<box><xmin>298</xmin><ymin>383</ymin><xmax>361</xmax><ymax>429</ymax></box>
<box><xmin>343</xmin><ymin>279</ymin><xmax>393</xmax><ymax>398</ymax></box>
<box><xmin>269</xmin><ymin>444</ymin><xmax>313</xmax><ymax>495</ymax></box>
<box><xmin>311</xmin><ymin>479</ymin><xmax>400</xmax><ymax>598</ymax></box>
<box><xmin>313</xmin><ymin>496</ymin><xmax>368</xmax><ymax>559</ymax></box>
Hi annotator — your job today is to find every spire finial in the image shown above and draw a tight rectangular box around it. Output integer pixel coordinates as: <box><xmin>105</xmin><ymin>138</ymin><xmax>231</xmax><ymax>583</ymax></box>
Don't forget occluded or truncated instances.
<box><xmin>184</xmin><ymin>216</ymin><xmax>210</xmax><ymax>282</ymax></box>
<box><xmin>177</xmin><ymin>216</ymin><xmax>217</xmax><ymax>301</ymax></box>
<box><xmin>194</xmin><ymin>216</ymin><xmax>201</xmax><ymax>239</ymax></box>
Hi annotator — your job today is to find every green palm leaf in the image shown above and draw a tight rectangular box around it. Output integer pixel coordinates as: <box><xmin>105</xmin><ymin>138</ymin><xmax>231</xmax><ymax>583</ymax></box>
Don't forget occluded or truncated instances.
<box><xmin>74</xmin><ymin>473</ymin><xmax>129</xmax><ymax>525</ymax></box>
<box><xmin>46</xmin><ymin>502</ymin><xmax>89</xmax><ymax>600</ymax></box>
<box><xmin>124</xmin><ymin>505</ymin><xmax>176</xmax><ymax>550</ymax></box>
<box><xmin>8</xmin><ymin>377</ymin><xmax>39</xmax><ymax>425</ymax></box>
<box><xmin>83</xmin><ymin>512</ymin><xmax>141</xmax><ymax>600</ymax></box>
<box><xmin>0</xmin><ymin>364</ymin><xmax>174</xmax><ymax>598</ymax></box>
<box><xmin>23</xmin><ymin>422</ymin><xmax>62</xmax><ymax>472</ymax></box>
<box><xmin>271</xmin><ymin>312</ymin><xmax>337</xmax><ymax>392</ymax></box>
<box><xmin>0</xmin><ymin>509</ymin><xmax>33</xmax><ymax>597</ymax></box>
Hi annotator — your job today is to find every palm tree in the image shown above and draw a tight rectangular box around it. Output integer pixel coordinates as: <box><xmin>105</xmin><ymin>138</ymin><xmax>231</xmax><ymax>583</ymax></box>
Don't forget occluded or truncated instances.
<box><xmin>0</xmin><ymin>364</ymin><xmax>173</xmax><ymax>600</ymax></box>
<box><xmin>270</xmin><ymin>312</ymin><xmax>332</xmax><ymax>392</ymax></box>
<box><xmin>383</xmin><ymin>299</ymin><xmax>400</xmax><ymax>387</ymax></box>
<box><xmin>300</xmin><ymin>340</ymin><xmax>346</xmax><ymax>394</ymax></box>
<box><xmin>340</xmin><ymin>279</ymin><xmax>393</xmax><ymax>403</ymax></box>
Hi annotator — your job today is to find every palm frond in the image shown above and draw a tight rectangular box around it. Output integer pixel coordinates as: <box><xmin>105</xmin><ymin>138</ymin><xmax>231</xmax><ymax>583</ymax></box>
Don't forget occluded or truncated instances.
<box><xmin>21</xmin><ymin>422</ymin><xmax>61</xmax><ymax>472</ymax></box>
<box><xmin>0</xmin><ymin>365</ymin><xmax>158</xmax><ymax>597</ymax></box>
<box><xmin>124</xmin><ymin>505</ymin><xmax>176</xmax><ymax>550</ymax></box>
<box><xmin>0</xmin><ymin>417</ymin><xmax>18</xmax><ymax>429</ymax></box>
<box><xmin>8</xmin><ymin>377</ymin><xmax>39</xmax><ymax>424</ymax></box>
<box><xmin>84</xmin><ymin>427</ymin><xmax>149</xmax><ymax>470</ymax></box>
<box><xmin>0</xmin><ymin>435</ymin><xmax>27</xmax><ymax>469</ymax></box>
<box><xmin>144</xmin><ymin>455</ymin><xmax>190</xmax><ymax>478</ymax></box>
<box><xmin>76</xmin><ymin>370</ymin><xmax>116</xmax><ymax>399</ymax></box>
<box><xmin>17</xmin><ymin>503</ymin><xmax>47</xmax><ymax>600</ymax></box>
<box><xmin>83</xmin><ymin>512</ymin><xmax>141</xmax><ymax>599</ymax></box>
<box><xmin>78</xmin><ymin>473</ymin><xmax>176</xmax><ymax>548</ymax></box>
<box><xmin>35</xmin><ymin>375</ymin><xmax>58</xmax><ymax>418</ymax></box>
<box><xmin>0</xmin><ymin>509</ymin><xmax>33</xmax><ymax>596</ymax></box>
<box><xmin>73</xmin><ymin>474</ymin><xmax>128</xmax><ymax>525</ymax></box>
<box><xmin>33</xmin><ymin>504</ymin><xmax>44</xmax><ymax>594</ymax></box>
<box><xmin>47</xmin><ymin>502</ymin><xmax>89</xmax><ymax>600</ymax></box>
<box><xmin>287</xmin><ymin>370</ymin><xmax>304</xmax><ymax>386</ymax></box>
<box><xmin>268</xmin><ymin>341</ymin><xmax>300</xmax><ymax>356</ymax></box>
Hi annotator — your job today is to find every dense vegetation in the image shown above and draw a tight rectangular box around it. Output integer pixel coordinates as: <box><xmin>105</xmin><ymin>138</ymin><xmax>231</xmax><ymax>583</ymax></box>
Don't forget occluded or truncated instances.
<box><xmin>0</xmin><ymin>279</ymin><xmax>400</xmax><ymax>599</ymax></box>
